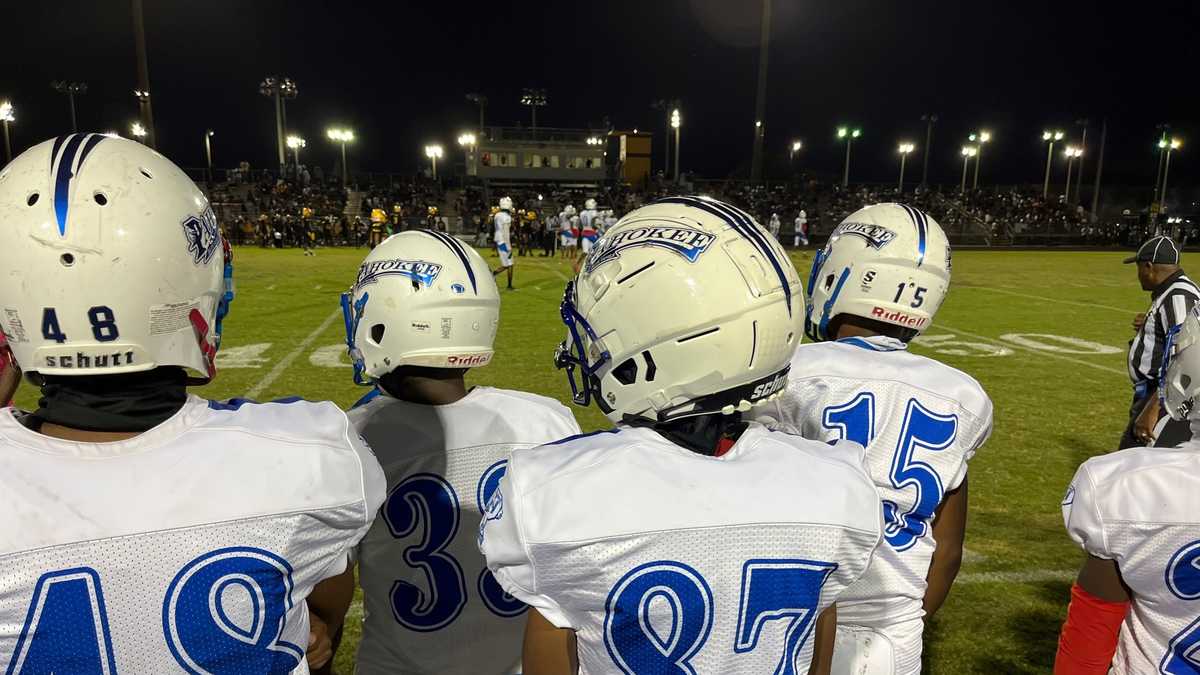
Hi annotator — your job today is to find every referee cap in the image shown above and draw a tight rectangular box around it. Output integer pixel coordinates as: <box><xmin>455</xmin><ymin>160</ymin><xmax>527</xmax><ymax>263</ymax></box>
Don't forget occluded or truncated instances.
<box><xmin>1124</xmin><ymin>236</ymin><xmax>1181</xmax><ymax>264</ymax></box>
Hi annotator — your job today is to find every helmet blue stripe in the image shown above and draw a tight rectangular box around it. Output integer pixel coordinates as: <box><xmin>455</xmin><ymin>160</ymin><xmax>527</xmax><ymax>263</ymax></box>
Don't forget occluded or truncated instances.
<box><xmin>897</xmin><ymin>203</ymin><xmax>928</xmax><ymax>267</ymax></box>
<box><xmin>656</xmin><ymin>196</ymin><xmax>793</xmax><ymax>316</ymax></box>
<box><xmin>818</xmin><ymin>267</ymin><xmax>852</xmax><ymax>339</ymax></box>
<box><xmin>52</xmin><ymin>134</ymin><xmax>88</xmax><ymax>236</ymax></box>
<box><xmin>419</xmin><ymin>229</ymin><xmax>478</xmax><ymax>294</ymax></box>
<box><xmin>77</xmin><ymin>133</ymin><xmax>105</xmax><ymax>166</ymax></box>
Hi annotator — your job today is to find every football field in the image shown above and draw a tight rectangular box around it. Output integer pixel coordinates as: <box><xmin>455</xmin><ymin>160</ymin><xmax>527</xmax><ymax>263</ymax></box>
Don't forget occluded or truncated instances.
<box><xmin>16</xmin><ymin>245</ymin><xmax>1145</xmax><ymax>674</ymax></box>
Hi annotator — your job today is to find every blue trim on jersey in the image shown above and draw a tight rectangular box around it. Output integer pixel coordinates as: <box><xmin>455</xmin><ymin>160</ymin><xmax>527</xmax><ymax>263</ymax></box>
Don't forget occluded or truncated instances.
<box><xmin>207</xmin><ymin>396</ymin><xmax>304</xmax><ymax>411</ymax></box>
<box><xmin>421</xmin><ymin>229</ymin><xmax>478</xmax><ymax>295</ymax></box>
<box><xmin>656</xmin><ymin>196</ymin><xmax>794</xmax><ymax>317</ymax></box>
<box><xmin>837</xmin><ymin>336</ymin><xmax>903</xmax><ymax>352</ymax></box>
<box><xmin>351</xmin><ymin>388</ymin><xmax>382</xmax><ymax>409</ymax></box>
<box><xmin>544</xmin><ymin>428</ymin><xmax>621</xmax><ymax>446</ymax></box>
<box><xmin>818</xmin><ymin>267</ymin><xmax>852</xmax><ymax>339</ymax></box>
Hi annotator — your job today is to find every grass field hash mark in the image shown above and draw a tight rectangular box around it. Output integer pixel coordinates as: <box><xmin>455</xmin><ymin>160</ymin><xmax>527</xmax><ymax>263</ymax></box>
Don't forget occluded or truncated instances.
<box><xmin>245</xmin><ymin>309</ymin><xmax>341</xmax><ymax>399</ymax></box>
<box><xmin>960</xmin><ymin>285</ymin><xmax>1136</xmax><ymax>315</ymax></box>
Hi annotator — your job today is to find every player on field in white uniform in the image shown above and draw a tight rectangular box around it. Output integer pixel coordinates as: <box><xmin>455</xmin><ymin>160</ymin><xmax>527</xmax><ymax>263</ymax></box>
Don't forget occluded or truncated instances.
<box><xmin>480</xmin><ymin>196</ymin><xmax>883</xmax><ymax>674</ymax></box>
<box><xmin>579</xmin><ymin>198</ymin><xmax>599</xmax><ymax>256</ymax></box>
<box><xmin>756</xmin><ymin>204</ymin><xmax>993</xmax><ymax>675</ymax></box>
<box><xmin>336</xmin><ymin>230</ymin><xmax>581</xmax><ymax>674</ymax></box>
<box><xmin>795</xmin><ymin>209</ymin><xmax>810</xmax><ymax>247</ymax></box>
<box><xmin>1056</xmin><ymin>307</ymin><xmax>1200</xmax><ymax>674</ymax></box>
<box><xmin>559</xmin><ymin>204</ymin><xmax>578</xmax><ymax>260</ymax></box>
<box><xmin>769</xmin><ymin>211</ymin><xmax>782</xmax><ymax>240</ymax></box>
<box><xmin>0</xmin><ymin>136</ymin><xmax>386</xmax><ymax>673</ymax></box>
<box><xmin>492</xmin><ymin>196</ymin><xmax>515</xmax><ymax>290</ymax></box>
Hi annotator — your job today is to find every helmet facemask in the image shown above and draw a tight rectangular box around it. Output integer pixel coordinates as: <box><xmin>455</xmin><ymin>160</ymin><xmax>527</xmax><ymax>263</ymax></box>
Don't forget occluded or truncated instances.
<box><xmin>554</xmin><ymin>281</ymin><xmax>611</xmax><ymax>409</ymax></box>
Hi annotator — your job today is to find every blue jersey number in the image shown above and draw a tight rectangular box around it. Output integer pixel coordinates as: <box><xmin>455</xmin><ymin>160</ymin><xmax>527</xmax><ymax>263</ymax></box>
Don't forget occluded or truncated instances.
<box><xmin>1162</xmin><ymin>540</ymin><xmax>1200</xmax><ymax>674</ymax></box>
<box><xmin>10</xmin><ymin>548</ymin><xmax>303</xmax><ymax>675</ymax></box>
<box><xmin>39</xmin><ymin>306</ymin><xmax>121</xmax><ymax>344</ymax></box>
<box><xmin>381</xmin><ymin>462</ymin><xmax>526</xmax><ymax>632</ymax></box>
<box><xmin>604</xmin><ymin>558</ymin><xmax>834</xmax><ymax>674</ymax></box>
<box><xmin>822</xmin><ymin>395</ymin><xmax>958</xmax><ymax>551</ymax></box>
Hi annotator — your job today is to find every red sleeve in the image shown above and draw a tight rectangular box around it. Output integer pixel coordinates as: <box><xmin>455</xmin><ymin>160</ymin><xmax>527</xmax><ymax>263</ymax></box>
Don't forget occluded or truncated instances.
<box><xmin>1054</xmin><ymin>582</ymin><xmax>1129</xmax><ymax>675</ymax></box>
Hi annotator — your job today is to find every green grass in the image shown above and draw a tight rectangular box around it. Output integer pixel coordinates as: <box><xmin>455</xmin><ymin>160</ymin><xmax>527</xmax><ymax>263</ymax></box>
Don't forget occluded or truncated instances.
<box><xmin>14</xmin><ymin>245</ymin><xmax>1146</xmax><ymax>673</ymax></box>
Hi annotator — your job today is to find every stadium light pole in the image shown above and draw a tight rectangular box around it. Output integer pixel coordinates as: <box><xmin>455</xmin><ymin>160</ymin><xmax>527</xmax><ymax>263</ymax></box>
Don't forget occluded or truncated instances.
<box><xmin>327</xmin><ymin>128</ymin><xmax>354</xmax><ymax>185</ymax></box>
<box><xmin>920</xmin><ymin>114</ymin><xmax>938</xmax><ymax>187</ymax></box>
<box><xmin>425</xmin><ymin>144</ymin><xmax>444</xmax><ymax>181</ymax></box>
<box><xmin>457</xmin><ymin>132</ymin><xmax>476</xmax><ymax>174</ymax></box>
<box><xmin>789</xmin><ymin>140</ymin><xmax>803</xmax><ymax>176</ymax></box>
<box><xmin>204</xmin><ymin>130</ymin><xmax>215</xmax><ymax>185</ymax></box>
<box><xmin>960</xmin><ymin>146</ymin><xmax>977</xmax><ymax>194</ymax></box>
<box><xmin>0</xmin><ymin>101</ymin><xmax>14</xmax><ymax>166</ymax></box>
<box><xmin>520</xmin><ymin>88</ymin><xmax>547</xmax><ymax>138</ymax></box>
<box><xmin>1159</xmin><ymin>138</ymin><xmax>1182</xmax><ymax>207</ymax></box>
<box><xmin>1063</xmin><ymin>146</ymin><xmax>1083</xmax><ymax>202</ymax></box>
<box><xmin>670</xmin><ymin>108</ymin><xmax>681</xmax><ymax>183</ymax></box>
<box><xmin>260</xmin><ymin>77</ymin><xmax>298</xmax><ymax>173</ymax></box>
<box><xmin>970</xmin><ymin>131</ymin><xmax>991</xmax><ymax>189</ymax></box>
<box><xmin>286</xmin><ymin>134</ymin><xmax>306</xmax><ymax>168</ymax></box>
<box><xmin>51</xmin><ymin>81</ymin><xmax>87</xmax><ymax>133</ymax></box>
<box><xmin>466</xmin><ymin>93</ymin><xmax>488</xmax><ymax>132</ymax></box>
<box><xmin>897</xmin><ymin>143</ymin><xmax>915</xmax><ymax>193</ymax></box>
<box><xmin>1042</xmin><ymin>130</ymin><xmax>1064</xmax><ymax>199</ymax></box>
<box><xmin>838</xmin><ymin>127</ymin><xmax>861</xmax><ymax>187</ymax></box>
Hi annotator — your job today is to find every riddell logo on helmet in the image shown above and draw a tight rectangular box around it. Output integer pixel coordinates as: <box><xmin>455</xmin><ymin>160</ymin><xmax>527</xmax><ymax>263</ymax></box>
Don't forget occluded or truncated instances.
<box><xmin>447</xmin><ymin>354</ymin><xmax>491</xmax><ymax>367</ymax></box>
<box><xmin>871</xmin><ymin>306</ymin><xmax>927</xmax><ymax>328</ymax></box>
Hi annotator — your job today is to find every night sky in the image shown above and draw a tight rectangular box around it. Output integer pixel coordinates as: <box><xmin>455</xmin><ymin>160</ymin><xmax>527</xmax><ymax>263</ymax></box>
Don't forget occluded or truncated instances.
<box><xmin>3</xmin><ymin>0</ymin><xmax>1196</xmax><ymax>188</ymax></box>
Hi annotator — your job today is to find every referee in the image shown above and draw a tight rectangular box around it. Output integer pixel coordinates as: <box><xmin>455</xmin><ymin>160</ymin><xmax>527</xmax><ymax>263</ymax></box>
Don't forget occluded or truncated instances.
<box><xmin>1122</xmin><ymin>235</ymin><xmax>1200</xmax><ymax>448</ymax></box>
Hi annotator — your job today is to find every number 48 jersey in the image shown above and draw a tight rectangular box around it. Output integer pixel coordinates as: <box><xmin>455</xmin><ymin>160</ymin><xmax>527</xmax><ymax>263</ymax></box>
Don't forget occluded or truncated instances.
<box><xmin>1063</xmin><ymin>442</ymin><xmax>1200</xmax><ymax>674</ymax></box>
<box><xmin>348</xmin><ymin>386</ymin><xmax>581</xmax><ymax>675</ymax></box>
<box><xmin>754</xmin><ymin>336</ymin><xmax>993</xmax><ymax>629</ymax></box>
<box><xmin>480</xmin><ymin>423</ymin><xmax>883</xmax><ymax>674</ymax></box>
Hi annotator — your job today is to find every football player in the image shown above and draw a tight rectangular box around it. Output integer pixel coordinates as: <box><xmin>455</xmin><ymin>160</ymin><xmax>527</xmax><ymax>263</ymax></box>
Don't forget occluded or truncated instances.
<box><xmin>0</xmin><ymin>135</ymin><xmax>386</xmax><ymax>671</ymax></box>
<box><xmin>756</xmin><ymin>203</ymin><xmax>993</xmax><ymax>675</ymax></box>
<box><xmin>1056</xmin><ymin>307</ymin><xmax>1200</xmax><ymax>674</ymax></box>
<box><xmin>0</xmin><ymin>333</ymin><xmax>18</xmax><ymax>406</ymax></box>
<box><xmin>579</xmin><ymin>198</ymin><xmax>599</xmax><ymax>256</ymax></box>
<box><xmin>480</xmin><ymin>196</ymin><xmax>883</xmax><ymax>674</ymax></box>
<box><xmin>336</xmin><ymin>230</ymin><xmax>581</xmax><ymax>674</ymax></box>
<box><xmin>492</xmin><ymin>197</ymin><xmax>515</xmax><ymax>290</ymax></box>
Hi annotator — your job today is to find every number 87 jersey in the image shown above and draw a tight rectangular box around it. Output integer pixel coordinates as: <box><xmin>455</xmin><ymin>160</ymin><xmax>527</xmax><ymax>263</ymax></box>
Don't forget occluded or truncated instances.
<box><xmin>754</xmin><ymin>336</ymin><xmax>993</xmax><ymax>666</ymax></box>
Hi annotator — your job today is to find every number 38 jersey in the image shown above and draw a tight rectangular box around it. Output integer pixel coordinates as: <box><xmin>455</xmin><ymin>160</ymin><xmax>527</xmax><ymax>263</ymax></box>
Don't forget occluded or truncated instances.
<box><xmin>1063</xmin><ymin>442</ymin><xmax>1200</xmax><ymax>674</ymax></box>
<box><xmin>348</xmin><ymin>386</ymin><xmax>581</xmax><ymax>675</ymax></box>
<box><xmin>479</xmin><ymin>423</ymin><xmax>882</xmax><ymax>674</ymax></box>
<box><xmin>0</xmin><ymin>395</ymin><xmax>386</xmax><ymax>674</ymax></box>
<box><xmin>754</xmin><ymin>336</ymin><xmax>993</xmax><ymax>628</ymax></box>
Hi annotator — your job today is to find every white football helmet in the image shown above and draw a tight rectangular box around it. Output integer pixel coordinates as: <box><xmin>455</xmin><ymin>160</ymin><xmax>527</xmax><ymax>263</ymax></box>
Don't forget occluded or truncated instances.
<box><xmin>585</xmin><ymin>198</ymin><xmax>597</xmax><ymax>210</ymax></box>
<box><xmin>342</xmin><ymin>229</ymin><xmax>499</xmax><ymax>384</ymax></box>
<box><xmin>1162</xmin><ymin>308</ymin><xmax>1200</xmax><ymax>421</ymax></box>
<box><xmin>806</xmin><ymin>203</ymin><xmax>950</xmax><ymax>342</ymax></box>
<box><xmin>564</xmin><ymin>204</ymin><xmax>576</xmax><ymax>216</ymax></box>
<box><xmin>499</xmin><ymin>196</ymin><xmax>513</xmax><ymax>211</ymax></box>
<box><xmin>555</xmin><ymin>196</ymin><xmax>802</xmax><ymax>424</ymax></box>
<box><xmin>0</xmin><ymin>134</ymin><xmax>233</xmax><ymax>381</ymax></box>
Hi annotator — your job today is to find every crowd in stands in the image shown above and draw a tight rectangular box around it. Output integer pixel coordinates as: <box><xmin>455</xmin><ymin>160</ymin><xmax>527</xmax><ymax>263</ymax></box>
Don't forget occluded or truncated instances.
<box><xmin>207</xmin><ymin>168</ymin><xmax>1169</xmax><ymax>251</ymax></box>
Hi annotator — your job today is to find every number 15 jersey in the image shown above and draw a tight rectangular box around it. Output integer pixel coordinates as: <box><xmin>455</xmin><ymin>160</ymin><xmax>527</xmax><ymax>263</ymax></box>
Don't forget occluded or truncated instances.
<box><xmin>480</xmin><ymin>423</ymin><xmax>882</xmax><ymax>674</ymax></box>
<box><xmin>755</xmin><ymin>336</ymin><xmax>993</xmax><ymax>628</ymax></box>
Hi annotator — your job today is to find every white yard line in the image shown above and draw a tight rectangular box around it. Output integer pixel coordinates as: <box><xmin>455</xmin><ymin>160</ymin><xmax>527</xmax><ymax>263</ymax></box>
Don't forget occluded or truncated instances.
<box><xmin>959</xmin><ymin>285</ymin><xmax>1136</xmax><ymax>315</ymax></box>
<box><xmin>244</xmin><ymin>309</ymin><xmax>341</xmax><ymax>399</ymax></box>
<box><xmin>958</xmin><ymin>568</ymin><xmax>1075</xmax><ymax>585</ymax></box>
<box><xmin>934</xmin><ymin>322</ymin><xmax>1128</xmax><ymax>377</ymax></box>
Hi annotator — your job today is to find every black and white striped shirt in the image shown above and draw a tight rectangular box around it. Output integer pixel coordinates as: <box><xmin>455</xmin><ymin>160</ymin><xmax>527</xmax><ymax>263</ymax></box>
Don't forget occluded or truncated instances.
<box><xmin>1128</xmin><ymin>270</ymin><xmax>1200</xmax><ymax>387</ymax></box>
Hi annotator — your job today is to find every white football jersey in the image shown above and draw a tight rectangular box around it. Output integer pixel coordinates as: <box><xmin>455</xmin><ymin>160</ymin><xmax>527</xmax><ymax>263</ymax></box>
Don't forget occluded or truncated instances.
<box><xmin>755</xmin><ymin>336</ymin><xmax>993</xmax><ymax>630</ymax></box>
<box><xmin>1063</xmin><ymin>439</ymin><xmax>1200</xmax><ymax>674</ymax></box>
<box><xmin>493</xmin><ymin>211</ymin><xmax>512</xmax><ymax>246</ymax></box>
<box><xmin>0</xmin><ymin>395</ymin><xmax>386</xmax><ymax>674</ymax></box>
<box><xmin>349</xmin><ymin>386</ymin><xmax>581</xmax><ymax>675</ymax></box>
<box><xmin>480</xmin><ymin>423</ymin><xmax>882</xmax><ymax>674</ymax></box>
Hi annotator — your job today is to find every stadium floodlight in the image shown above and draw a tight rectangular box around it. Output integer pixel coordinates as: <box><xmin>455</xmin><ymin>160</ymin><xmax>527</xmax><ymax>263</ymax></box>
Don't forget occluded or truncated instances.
<box><xmin>327</xmin><ymin>127</ymin><xmax>354</xmax><ymax>184</ymax></box>
<box><xmin>425</xmin><ymin>144</ymin><xmax>444</xmax><ymax>180</ymax></box>
<box><xmin>261</xmin><ymin>76</ymin><xmax>299</xmax><ymax>169</ymax></box>
<box><xmin>457</xmin><ymin>133</ymin><xmax>477</xmax><ymax>147</ymax></box>
<box><xmin>960</xmin><ymin>146</ymin><xmax>977</xmax><ymax>193</ymax></box>
<box><xmin>130</xmin><ymin>122</ymin><xmax>147</xmax><ymax>140</ymax></box>
<box><xmin>897</xmin><ymin>143</ymin><xmax>915</xmax><ymax>193</ymax></box>
<box><xmin>0</xmin><ymin>101</ymin><xmax>13</xmax><ymax>166</ymax></box>
<box><xmin>204</xmin><ymin>129</ymin><xmax>216</xmax><ymax>185</ymax></box>
<box><xmin>286</xmin><ymin>134</ymin><xmax>305</xmax><ymax>169</ymax></box>
<box><xmin>1063</xmin><ymin>146</ymin><xmax>1084</xmax><ymax>201</ymax></box>
<box><xmin>520</xmin><ymin>88</ymin><xmax>548</xmax><ymax>133</ymax></box>
<box><xmin>792</xmin><ymin>140</ymin><xmax>803</xmax><ymax>153</ymax></box>
<box><xmin>970</xmin><ymin>130</ymin><xmax>992</xmax><ymax>190</ymax></box>
<box><xmin>1042</xmin><ymin>129</ymin><xmax>1065</xmax><ymax>198</ymax></box>
<box><xmin>51</xmin><ymin>81</ymin><xmax>87</xmax><ymax>133</ymax></box>
<box><xmin>838</xmin><ymin>127</ymin><xmax>861</xmax><ymax>186</ymax></box>
<box><xmin>1159</xmin><ymin>137</ymin><xmax>1183</xmax><ymax>206</ymax></box>
<box><xmin>671</xmin><ymin>109</ymin><xmax>682</xmax><ymax>182</ymax></box>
